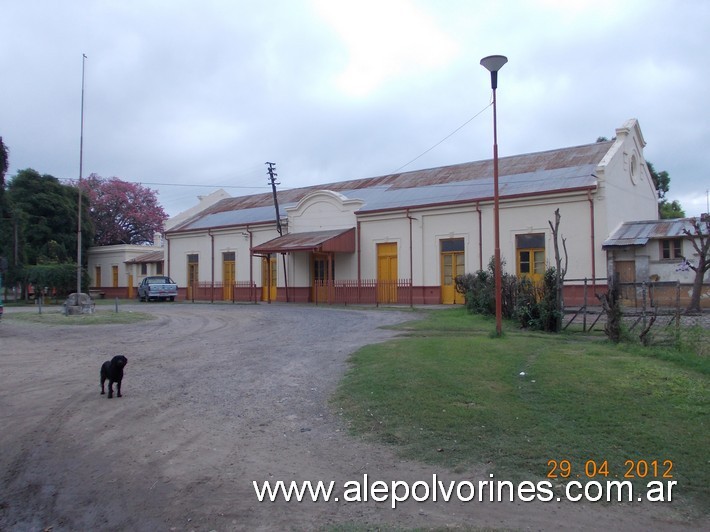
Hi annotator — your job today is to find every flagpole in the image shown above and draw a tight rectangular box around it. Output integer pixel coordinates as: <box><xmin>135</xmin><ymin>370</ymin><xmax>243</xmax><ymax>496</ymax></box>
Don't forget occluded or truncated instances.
<box><xmin>77</xmin><ymin>53</ymin><xmax>87</xmax><ymax>296</ymax></box>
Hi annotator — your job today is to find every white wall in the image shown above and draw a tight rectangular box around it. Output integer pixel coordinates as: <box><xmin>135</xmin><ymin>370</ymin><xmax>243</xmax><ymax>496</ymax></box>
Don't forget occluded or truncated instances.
<box><xmin>287</xmin><ymin>190</ymin><xmax>363</xmax><ymax>232</ymax></box>
<box><xmin>596</xmin><ymin>119</ymin><xmax>659</xmax><ymax>243</ymax></box>
<box><xmin>87</xmin><ymin>245</ymin><xmax>162</xmax><ymax>287</ymax></box>
<box><xmin>167</xmin><ymin>225</ymin><xmax>280</xmax><ymax>287</ymax></box>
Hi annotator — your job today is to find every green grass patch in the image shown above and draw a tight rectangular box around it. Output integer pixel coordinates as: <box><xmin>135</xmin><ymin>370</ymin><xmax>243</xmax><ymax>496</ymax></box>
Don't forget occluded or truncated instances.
<box><xmin>4</xmin><ymin>308</ymin><xmax>153</xmax><ymax>325</ymax></box>
<box><xmin>333</xmin><ymin>308</ymin><xmax>709</xmax><ymax>514</ymax></box>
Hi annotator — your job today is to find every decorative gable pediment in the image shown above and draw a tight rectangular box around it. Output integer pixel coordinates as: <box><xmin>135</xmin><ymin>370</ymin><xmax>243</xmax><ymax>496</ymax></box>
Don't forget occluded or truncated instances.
<box><xmin>286</xmin><ymin>190</ymin><xmax>364</xmax><ymax>232</ymax></box>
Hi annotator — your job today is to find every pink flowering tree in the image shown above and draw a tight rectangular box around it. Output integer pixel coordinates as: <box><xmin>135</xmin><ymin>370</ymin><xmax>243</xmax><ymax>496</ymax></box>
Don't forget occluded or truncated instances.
<box><xmin>80</xmin><ymin>174</ymin><xmax>168</xmax><ymax>246</ymax></box>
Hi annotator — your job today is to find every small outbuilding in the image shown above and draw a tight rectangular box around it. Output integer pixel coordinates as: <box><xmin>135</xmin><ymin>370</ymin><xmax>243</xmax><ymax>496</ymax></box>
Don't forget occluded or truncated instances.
<box><xmin>603</xmin><ymin>216</ymin><xmax>710</xmax><ymax>308</ymax></box>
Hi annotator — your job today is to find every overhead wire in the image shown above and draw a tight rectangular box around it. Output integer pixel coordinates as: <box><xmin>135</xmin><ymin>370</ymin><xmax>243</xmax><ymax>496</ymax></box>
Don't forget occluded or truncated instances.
<box><xmin>57</xmin><ymin>101</ymin><xmax>498</xmax><ymax>202</ymax></box>
<box><xmin>391</xmin><ymin>102</ymin><xmax>492</xmax><ymax>174</ymax></box>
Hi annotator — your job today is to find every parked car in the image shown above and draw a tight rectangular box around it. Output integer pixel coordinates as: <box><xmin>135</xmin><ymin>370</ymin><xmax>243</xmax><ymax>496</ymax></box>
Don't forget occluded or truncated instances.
<box><xmin>137</xmin><ymin>276</ymin><xmax>178</xmax><ymax>302</ymax></box>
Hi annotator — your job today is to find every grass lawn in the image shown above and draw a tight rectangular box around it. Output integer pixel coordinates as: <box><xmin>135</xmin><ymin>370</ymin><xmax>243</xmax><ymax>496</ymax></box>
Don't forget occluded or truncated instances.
<box><xmin>3</xmin><ymin>306</ymin><xmax>153</xmax><ymax>325</ymax></box>
<box><xmin>333</xmin><ymin>307</ymin><xmax>709</xmax><ymax>515</ymax></box>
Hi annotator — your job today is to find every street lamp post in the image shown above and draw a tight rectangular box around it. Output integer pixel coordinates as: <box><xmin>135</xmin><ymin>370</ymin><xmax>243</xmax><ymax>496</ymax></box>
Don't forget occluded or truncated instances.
<box><xmin>480</xmin><ymin>55</ymin><xmax>507</xmax><ymax>337</ymax></box>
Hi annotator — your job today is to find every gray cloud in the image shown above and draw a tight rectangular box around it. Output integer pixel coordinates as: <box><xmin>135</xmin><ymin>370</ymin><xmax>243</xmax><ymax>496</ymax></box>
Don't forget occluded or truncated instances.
<box><xmin>2</xmin><ymin>0</ymin><xmax>708</xmax><ymax>217</ymax></box>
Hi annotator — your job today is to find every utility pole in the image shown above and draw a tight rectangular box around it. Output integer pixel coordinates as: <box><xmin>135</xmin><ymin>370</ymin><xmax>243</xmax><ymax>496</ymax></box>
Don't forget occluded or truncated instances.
<box><xmin>265</xmin><ymin>162</ymin><xmax>288</xmax><ymax>301</ymax></box>
<box><xmin>266</xmin><ymin>162</ymin><xmax>282</xmax><ymax>236</ymax></box>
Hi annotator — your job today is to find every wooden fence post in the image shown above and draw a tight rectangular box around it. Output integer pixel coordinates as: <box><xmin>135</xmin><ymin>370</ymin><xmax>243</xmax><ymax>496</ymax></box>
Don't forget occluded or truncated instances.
<box><xmin>675</xmin><ymin>281</ymin><xmax>680</xmax><ymax>335</ymax></box>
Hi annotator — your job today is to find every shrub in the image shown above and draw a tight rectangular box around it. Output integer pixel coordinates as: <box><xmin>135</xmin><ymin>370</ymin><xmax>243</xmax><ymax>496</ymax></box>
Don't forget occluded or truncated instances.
<box><xmin>23</xmin><ymin>263</ymin><xmax>90</xmax><ymax>298</ymax></box>
<box><xmin>456</xmin><ymin>257</ymin><xmax>526</xmax><ymax>321</ymax></box>
<box><xmin>457</xmin><ymin>258</ymin><xmax>562</xmax><ymax>332</ymax></box>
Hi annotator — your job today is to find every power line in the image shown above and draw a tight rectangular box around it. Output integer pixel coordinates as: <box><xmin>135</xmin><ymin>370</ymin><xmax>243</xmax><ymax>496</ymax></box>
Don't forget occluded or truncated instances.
<box><xmin>56</xmin><ymin>102</ymin><xmax>495</xmax><ymax>194</ymax></box>
<box><xmin>140</xmin><ymin>182</ymin><xmax>270</xmax><ymax>190</ymax></box>
<box><xmin>392</xmin><ymin>102</ymin><xmax>492</xmax><ymax>174</ymax></box>
<box><xmin>57</xmin><ymin>176</ymin><xmax>270</xmax><ymax>190</ymax></box>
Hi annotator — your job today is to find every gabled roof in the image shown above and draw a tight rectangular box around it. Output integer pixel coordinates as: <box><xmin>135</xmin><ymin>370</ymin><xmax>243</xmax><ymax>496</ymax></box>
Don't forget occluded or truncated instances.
<box><xmin>603</xmin><ymin>219</ymin><xmax>703</xmax><ymax>248</ymax></box>
<box><xmin>167</xmin><ymin>141</ymin><xmax>612</xmax><ymax>233</ymax></box>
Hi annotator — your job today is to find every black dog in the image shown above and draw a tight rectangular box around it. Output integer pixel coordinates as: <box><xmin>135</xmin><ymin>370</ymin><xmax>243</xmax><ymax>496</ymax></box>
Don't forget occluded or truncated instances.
<box><xmin>100</xmin><ymin>355</ymin><xmax>128</xmax><ymax>398</ymax></box>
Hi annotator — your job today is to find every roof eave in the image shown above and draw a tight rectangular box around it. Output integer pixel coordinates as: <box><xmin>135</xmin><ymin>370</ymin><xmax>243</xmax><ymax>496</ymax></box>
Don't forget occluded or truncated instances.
<box><xmin>356</xmin><ymin>185</ymin><xmax>597</xmax><ymax>216</ymax></box>
<box><xmin>165</xmin><ymin>219</ymin><xmax>280</xmax><ymax>236</ymax></box>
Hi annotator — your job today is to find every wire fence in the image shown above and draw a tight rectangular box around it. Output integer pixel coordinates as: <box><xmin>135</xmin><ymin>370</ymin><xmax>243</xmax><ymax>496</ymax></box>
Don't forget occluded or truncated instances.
<box><xmin>563</xmin><ymin>279</ymin><xmax>708</xmax><ymax>354</ymax></box>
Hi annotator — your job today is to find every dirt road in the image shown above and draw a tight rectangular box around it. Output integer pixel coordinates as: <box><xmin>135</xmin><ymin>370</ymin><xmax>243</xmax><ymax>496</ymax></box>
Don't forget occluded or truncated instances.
<box><xmin>0</xmin><ymin>303</ymin><xmax>704</xmax><ymax>531</ymax></box>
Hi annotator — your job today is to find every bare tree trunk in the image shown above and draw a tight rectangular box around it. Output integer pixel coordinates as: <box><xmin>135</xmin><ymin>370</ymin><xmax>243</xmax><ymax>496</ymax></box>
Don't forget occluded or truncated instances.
<box><xmin>548</xmin><ymin>208</ymin><xmax>568</xmax><ymax>332</ymax></box>
<box><xmin>597</xmin><ymin>276</ymin><xmax>622</xmax><ymax>343</ymax></box>
<box><xmin>682</xmin><ymin>216</ymin><xmax>709</xmax><ymax>314</ymax></box>
<box><xmin>686</xmin><ymin>264</ymin><xmax>705</xmax><ymax>314</ymax></box>
<box><xmin>639</xmin><ymin>312</ymin><xmax>657</xmax><ymax>346</ymax></box>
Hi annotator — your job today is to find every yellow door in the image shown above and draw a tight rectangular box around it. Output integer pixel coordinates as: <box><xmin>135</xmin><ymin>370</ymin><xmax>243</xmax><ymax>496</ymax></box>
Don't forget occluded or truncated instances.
<box><xmin>517</xmin><ymin>248</ymin><xmax>545</xmax><ymax>284</ymax></box>
<box><xmin>223</xmin><ymin>252</ymin><xmax>236</xmax><ymax>301</ymax></box>
<box><xmin>441</xmin><ymin>251</ymin><xmax>465</xmax><ymax>304</ymax></box>
<box><xmin>112</xmin><ymin>265</ymin><xmax>119</xmax><ymax>288</ymax></box>
<box><xmin>261</xmin><ymin>257</ymin><xmax>277</xmax><ymax>302</ymax></box>
<box><xmin>441</xmin><ymin>238</ymin><xmax>465</xmax><ymax>304</ymax></box>
<box><xmin>95</xmin><ymin>266</ymin><xmax>102</xmax><ymax>288</ymax></box>
<box><xmin>187</xmin><ymin>254</ymin><xmax>199</xmax><ymax>300</ymax></box>
<box><xmin>377</xmin><ymin>243</ymin><xmax>398</xmax><ymax>304</ymax></box>
<box><xmin>127</xmin><ymin>274</ymin><xmax>133</xmax><ymax>299</ymax></box>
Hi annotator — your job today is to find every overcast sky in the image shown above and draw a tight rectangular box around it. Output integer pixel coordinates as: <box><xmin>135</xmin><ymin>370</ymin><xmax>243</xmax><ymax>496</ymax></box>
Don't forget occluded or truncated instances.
<box><xmin>2</xmin><ymin>0</ymin><xmax>708</xmax><ymax>218</ymax></box>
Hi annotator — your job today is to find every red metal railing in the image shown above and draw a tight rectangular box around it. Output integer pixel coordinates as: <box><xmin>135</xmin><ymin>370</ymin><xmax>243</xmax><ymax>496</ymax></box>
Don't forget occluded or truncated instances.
<box><xmin>189</xmin><ymin>279</ymin><xmax>412</xmax><ymax>305</ymax></box>
<box><xmin>313</xmin><ymin>278</ymin><xmax>412</xmax><ymax>306</ymax></box>
<box><xmin>192</xmin><ymin>281</ymin><xmax>258</xmax><ymax>303</ymax></box>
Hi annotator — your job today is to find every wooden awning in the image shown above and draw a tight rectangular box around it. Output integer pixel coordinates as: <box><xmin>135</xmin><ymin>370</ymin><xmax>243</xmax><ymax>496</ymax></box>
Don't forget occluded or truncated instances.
<box><xmin>251</xmin><ymin>228</ymin><xmax>356</xmax><ymax>254</ymax></box>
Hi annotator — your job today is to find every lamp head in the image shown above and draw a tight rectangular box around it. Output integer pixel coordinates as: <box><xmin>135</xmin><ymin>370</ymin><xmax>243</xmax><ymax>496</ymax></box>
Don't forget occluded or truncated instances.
<box><xmin>480</xmin><ymin>55</ymin><xmax>508</xmax><ymax>90</ymax></box>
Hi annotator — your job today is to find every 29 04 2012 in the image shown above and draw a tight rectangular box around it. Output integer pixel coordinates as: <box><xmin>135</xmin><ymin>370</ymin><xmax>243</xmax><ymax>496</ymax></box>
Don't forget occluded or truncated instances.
<box><xmin>546</xmin><ymin>459</ymin><xmax>674</xmax><ymax>479</ymax></box>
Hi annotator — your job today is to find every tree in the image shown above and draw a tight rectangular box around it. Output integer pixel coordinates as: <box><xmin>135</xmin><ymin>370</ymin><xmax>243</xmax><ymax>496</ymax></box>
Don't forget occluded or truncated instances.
<box><xmin>646</xmin><ymin>161</ymin><xmax>685</xmax><ymax>219</ymax></box>
<box><xmin>4</xmin><ymin>168</ymin><xmax>93</xmax><ymax>293</ymax></box>
<box><xmin>0</xmin><ymin>137</ymin><xmax>10</xmax><ymax>269</ymax></box>
<box><xmin>660</xmin><ymin>200</ymin><xmax>685</xmax><ymax>219</ymax></box>
<box><xmin>7</xmin><ymin>169</ymin><xmax>92</xmax><ymax>264</ymax></box>
<box><xmin>80</xmin><ymin>174</ymin><xmax>168</xmax><ymax>245</ymax></box>
<box><xmin>548</xmin><ymin>208</ymin><xmax>568</xmax><ymax>332</ymax></box>
<box><xmin>597</xmin><ymin>276</ymin><xmax>623</xmax><ymax>343</ymax></box>
<box><xmin>0</xmin><ymin>136</ymin><xmax>8</xmax><ymax>214</ymax></box>
<box><xmin>682</xmin><ymin>215</ymin><xmax>710</xmax><ymax>314</ymax></box>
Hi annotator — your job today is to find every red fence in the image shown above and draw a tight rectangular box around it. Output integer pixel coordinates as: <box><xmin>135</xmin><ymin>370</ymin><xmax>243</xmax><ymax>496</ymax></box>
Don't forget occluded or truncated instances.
<box><xmin>191</xmin><ymin>281</ymin><xmax>258</xmax><ymax>303</ymax></box>
<box><xmin>313</xmin><ymin>279</ymin><xmax>412</xmax><ymax>306</ymax></box>
<box><xmin>188</xmin><ymin>279</ymin><xmax>413</xmax><ymax>305</ymax></box>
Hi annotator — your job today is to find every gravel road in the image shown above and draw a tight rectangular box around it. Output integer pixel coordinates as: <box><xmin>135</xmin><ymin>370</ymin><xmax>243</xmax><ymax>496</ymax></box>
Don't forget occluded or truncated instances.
<box><xmin>0</xmin><ymin>303</ymin><xmax>703</xmax><ymax>531</ymax></box>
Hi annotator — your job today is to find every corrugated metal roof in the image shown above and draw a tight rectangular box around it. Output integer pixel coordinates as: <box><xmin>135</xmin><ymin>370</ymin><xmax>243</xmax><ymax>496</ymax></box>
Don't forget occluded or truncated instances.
<box><xmin>251</xmin><ymin>228</ymin><xmax>356</xmax><ymax>254</ymax></box>
<box><xmin>125</xmin><ymin>250</ymin><xmax>164</xmax><ymax>263</ymax></box>
<box><xmin>603</xmin><ymin>219</ymin><xmax>702</xmax><ymax>247</ymax></box>
<box><xmin>177</xmin><ymin>205</ymin><xmax>280</xmax><ymax>231</ymax></box>
<box><xmin>168</xmin><ymin>141</ymin><xmax>611</xmax><ymax>232</ymax></box>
